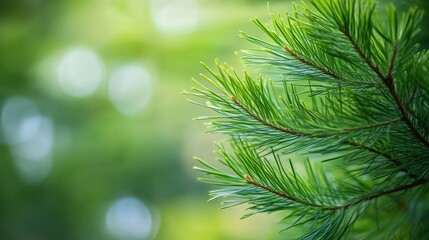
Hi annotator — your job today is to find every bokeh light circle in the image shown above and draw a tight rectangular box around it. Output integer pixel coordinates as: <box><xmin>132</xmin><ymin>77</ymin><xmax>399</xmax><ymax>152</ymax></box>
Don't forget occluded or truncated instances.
<box><xmin>108</xmin><ymin>64</ymin><xmax>152</xmax><ymax>116</ymax></box>
<box><xmin>1</xmin><ymin>97</ymin><xmax>54</xmax><ymax>183</ymax></box>
<box><xmin>57</xmin><ymin>48</ymin><xmax>104</xmax><ymax>97</ymax></box>
<box><xmin>106</xmin><ymin>197</ymin><xmax>153</xmax><ymax>239</ymax></box>
<box><xmin>150</xmin><ymin>0</ymin><xmax>199</xmax><ymax>35</ymax></box>
<box><xmin>1</xmin><ymin>97</ymin><xmax>39</xmax><ymax>145</ymax></box>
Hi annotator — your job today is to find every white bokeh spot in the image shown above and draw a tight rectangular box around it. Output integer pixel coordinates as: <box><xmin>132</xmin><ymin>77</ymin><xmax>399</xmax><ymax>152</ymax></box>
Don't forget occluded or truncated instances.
<box><xmin>57</xmin><ymin>48</ymin><xmax>104</xmax><ymax>97</ymax></box>
<box><xmin>108</xmin><ymin>64</ymin><xmax>152</xmax><ymax>116</ymax></box>
<box><xmin>1</xmin><ymin>97</ymin><xmax>39</xmax><ymax>145</ymax></box>
<box><xmin>1</xmin><ymin>97</ymin><xmax>54</xmax><ymax>183</ymax></box>
<box><xmin>150</xmin><ymin>0</ymin><xmax>199</xmax><ymax>35</ymax></box>
<box><xmin>106</xmin><ymin>197</ymin><xmax>153</xmax><ymax>239</ymax></box>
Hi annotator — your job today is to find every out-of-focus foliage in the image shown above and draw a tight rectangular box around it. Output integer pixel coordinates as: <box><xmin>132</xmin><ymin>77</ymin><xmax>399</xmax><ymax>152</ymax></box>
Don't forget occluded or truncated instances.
<box><xmin>387</xmin><ymin>0</ymin><xmax>429</xmax><ymax>48</ymax></box>
<box><xmin>0</xmin><ymin>0</ymin><xmax>288</xmax><ymax>239</ymax></box>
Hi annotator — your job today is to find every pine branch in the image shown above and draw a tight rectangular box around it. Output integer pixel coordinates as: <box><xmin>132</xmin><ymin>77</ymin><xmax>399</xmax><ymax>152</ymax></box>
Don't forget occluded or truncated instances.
<box><xmin>343</xmin><ymin>140</ymin><xmax>423</xmax><ymax>181</ymax></box>
<box><xmin>245</xmin><ymin>173</ymin><xmax>427</xmax><ymax>211</ymax></box>
<box><xmin>283</xmin><ymin>46</ymin><xmax>342</xmax><ymax>82</ymax></box>
<box><xmin>244</xmin><ymin>174</ymin><xmax>325</xmax><ymax>208</ymax></box>
<box><xmin>189</xmin><ymin>0</ymin><xmax>429</xmax><ymax>238</ymax></box>
<box><xmin>385</xmin><ymin>77</ymin><xmax>429</xmax><ymax>148</ymax></box>
<box><xmin>386</xmin><ymin>44</ymin><xmax>398</xmax><ymax>79</ymax></box>
<box><xmin>243</xmin><ymin>17</ymin><xmax>381</xmax><ymax>89</ymax></box>
<box><xmin>342</xmin><ymin>25</ymin><xmax>386</xmax><ymax>82</ymax></box>
<box><xmin>341</xmin><ymin>118</ymin><xmax>401</xmax><ymax>131</ymax></box>
<box><xmin>231</xmin><ymin>96</ymin><xmax>400</xmax><ymax>137</ymax></box>
<box><xmin>283</xmin><ymin>45</ymin><xmax>379</xmax><ymax>87</ymax></box>
<box><xmin>231</xmin><ymin>96</ymin><xmax>306</xmax><ymax>136</ymax></box>
<box><xmin>230</xmin><ymin>96</ymin><xmax>418</xmax><ymax>179</ymax></box>
<box><xmin>232</xmin><ymin>95</ymin><xmax>373</xmax><ymax>143</ymax></box>
<box><xmin>192</xmin><ymin>57</ymin><xmax>426</xmax><ymax>184</ymax></box>
<box><xmin>232</xmin><ymin>96</ymin><xmax>417</xmax><ymax>179</ymax></box>
<box><xmin>325</xmin><ymin>178</ymin><xmax>427</xmax><ymax>211</ymax></box>
<box><xmin>342</xmin><ymin>24</ymin><xmax>429</xmax><ymax>149</ymax></box>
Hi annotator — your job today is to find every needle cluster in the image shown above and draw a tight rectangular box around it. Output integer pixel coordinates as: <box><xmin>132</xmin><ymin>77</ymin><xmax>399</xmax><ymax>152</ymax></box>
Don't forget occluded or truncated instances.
<box><xmin>185</xmin><ymin>0</ymin><xmax>429</xmax><ymax>238</ymax></box>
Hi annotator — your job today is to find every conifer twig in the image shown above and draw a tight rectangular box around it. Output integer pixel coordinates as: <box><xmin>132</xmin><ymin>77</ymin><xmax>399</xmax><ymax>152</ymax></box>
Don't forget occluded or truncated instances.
<box><xmin>386</xmin><ymin>44</ymin><xmax>398</xmax><ymax>79</ymax></box>
<box><xmin>283</xmin><ymin>46</ymin><xmax>377</xmax><ymax>86</ymax></box>
<box><xmin>232</xmin><ymin>97</ymin><xmax>417</xmax><ymax>179</ymax></box>
<box><xmin>231</xmin><ymin>96</ymin><xmax>399</xmax><ymax>136</ymax></box>
<box><xmin>230</xmin><ymin>96</ymin><xmax>306</xmax><ymax>136</ymax></box>
<box><xmin>341</xmin><ymin>25</ymin><xmax>386</xmax><ymax>82</ymax></box>
<box><xmin>245</xmin><ymin>174</ymin><xmax>427</xmax><ymax>211</ymax></box>
<box><xmin>341</xmin><ymin>118</ymin><xmax>401</xmax><ymax>131</ymax></box>
<box><xmin>341</xmin><ymin>25</ymin><xmax>429</xmax><ymax>149</ymax></box>
<box><xmin>283</xmin><ymin>46</ymin><xmax>341</xmax><ymax>81</ymax></box>
<box><xmin>324</xmin><ymin>178</ymin><xmax>427</xmax><ymax>211</ymax></box>
<box><xmin>244</xmin><ymin>174</ymin><xmax>325</xmax><ymax>208</ymax></box>
<box><xmin>191</xmin><ymin>1</ymin><xmax>429</xmax><ymax>237</ymax></box>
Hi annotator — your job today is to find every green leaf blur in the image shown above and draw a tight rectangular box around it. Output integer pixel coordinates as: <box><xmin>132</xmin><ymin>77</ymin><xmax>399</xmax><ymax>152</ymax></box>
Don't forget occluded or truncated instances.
<box><xmin>0</xmin><ymin>0</ymin><xmax>287</xmax><ymax>239</ymax></box>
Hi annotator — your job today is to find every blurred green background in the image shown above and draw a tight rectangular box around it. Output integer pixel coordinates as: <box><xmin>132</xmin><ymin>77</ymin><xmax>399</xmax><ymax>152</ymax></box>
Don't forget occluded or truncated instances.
<box><xmin>0</xmin><ymin>0</ymin><xmax>427</xmax><ymax>239</ymax></box>
<box><xmin>0</xmin><ymin>0</ymin><xmax>289</xmax><ymax>239</ymax></box>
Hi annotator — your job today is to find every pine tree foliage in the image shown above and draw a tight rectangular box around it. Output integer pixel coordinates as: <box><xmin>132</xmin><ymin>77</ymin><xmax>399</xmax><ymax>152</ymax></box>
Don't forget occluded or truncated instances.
<box><xmin>185</xmin><ymin>0</ymin><xmax>429</xmax><ymax>238</ymax></box>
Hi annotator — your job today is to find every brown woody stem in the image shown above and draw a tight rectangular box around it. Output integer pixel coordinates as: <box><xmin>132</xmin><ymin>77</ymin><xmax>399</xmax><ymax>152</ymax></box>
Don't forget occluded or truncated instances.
<box><xmin>341</xmin><ymin>26</ymin><xmax>429</xmax><ymax>149</ymax></box>
<box><xmin>245</xmin><ymin>174</ymin><xmax>427</xmax><ymax>211</ymax></box>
